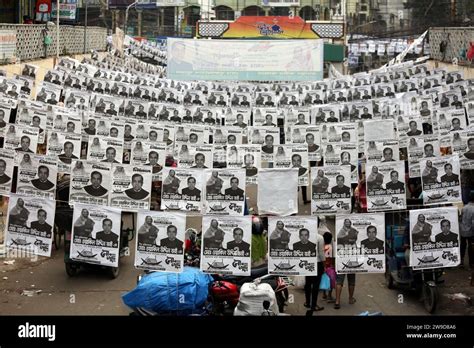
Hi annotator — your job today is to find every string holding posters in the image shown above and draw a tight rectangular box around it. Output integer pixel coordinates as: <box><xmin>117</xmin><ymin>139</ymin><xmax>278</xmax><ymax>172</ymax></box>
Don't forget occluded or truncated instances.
<box><xmin>161</xmin><ymin>168</ymin><xmax>203</xmax><ymax>213</ymax></box>
<box><xmin>311</xmin><ymin>165</ymin><xmax>351</xmax><ymax>215</ymax></box>
<box><xmin>5</xmin><ymin>194</ymin><xmax>55</xmax><ymax>257</ymax></box>
<box><xmin>204</xmin><ymin>169</ymin><xmax>246</xmax><ymax>216</ymax></box>
<box><xmin>420</xmin><ymin>155</ymin><xmax>462</xmax><ymax>205</ymax></box>
<box><xmin>201</xmin><ymin>215</ymin><xmax>252</xmax><ymax>276</ymax></box>
<box><xmin>69</xmin><ymin>160</ymin><xmax>111</xmax><ymax>206</ymax></box>
<box><xmin>267</xmin><ymin>217</ymin><xmax>318</xmax><ymax>276</ymax></box>
<box><xmin>109</xmin><ymin>164</ymin><xmax>152</xmax><ymax>211</ymax></box>
<box><xmin>70</xmin><ymin>203</ymin><xmax>121</xmax><ymax>267</ymax></box>
<box><xmin>335</xmin><ymin>214</ymin><xmax>386</xmax><ymax>274</ymax></box>
<box><xmin>409</xmin><ymin>207</ymin><xmax>460</xmax><ymax>270</ymax></box>
<box><xmin>135</xmin><ymin>212</ymin><xmax>186</xmax><ymax>272</ymax></box>
<box><xmin>366</xmin><ymin>161</ymin><xmax>407</xmax><ymax>212</ymax></box>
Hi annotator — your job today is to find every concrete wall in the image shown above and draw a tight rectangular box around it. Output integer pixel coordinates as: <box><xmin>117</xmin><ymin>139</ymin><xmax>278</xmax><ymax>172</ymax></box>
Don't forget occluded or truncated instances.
<box><xmin>429</xmin><ymin>27</ymin><xmax>474</xmax><ymax>64</ymax></box>
<box><xmin>0</xmin><ymin>24</ymin><xmax>108</xmax><ymax>62</ymax></box>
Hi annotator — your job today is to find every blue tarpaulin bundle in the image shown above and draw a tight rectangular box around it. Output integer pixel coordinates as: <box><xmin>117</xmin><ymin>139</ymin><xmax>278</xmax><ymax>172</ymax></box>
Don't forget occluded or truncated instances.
<box><xmin>122</xmin><ymin>267</ymin><xmax>214</xmax><ymax>314</ymax></box>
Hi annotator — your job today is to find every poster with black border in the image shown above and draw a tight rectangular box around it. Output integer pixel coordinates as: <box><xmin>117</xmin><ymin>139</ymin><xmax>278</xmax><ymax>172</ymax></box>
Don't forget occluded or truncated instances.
<box><xmin>201</xmin><ymin>215</ymin><xmax>252</xmax><ymax>276</ymax></box>
<box><xmin>204</xmin><ymin>168</ymin><xmax>245</xmax><ymax>216</ymax></box>
<box><xmin>69</xmin><ymin>160</ymin><xmax>111</xmax><ymax>206</ymax></box>
<box><xmin>420</xmin><ymin>155</ymin><xmax>461</xmax><ymax>205</ymax></box>
<box><xmin>70</xmin><ymin>203</ymin><xmax>121</xmax><ymax>267</ymax></box>
<box><xmin>5</xmin><ymin>194</ymin><xmax>55</xmax><ymax>257</ymax></box>
<box><xmin>110</xmin><ymin>164</ymin><xmax>152</xmax><ymax>211</ymax></box>
<box><xmin>135</xmin><ymin>212</ymin><xmax>186</xmax><ymax>272</ymax></box>
<box><xmin>335</xmin><ymin>213</ymin><xmax>385</xmax><ymax>274</ymax></box>
<box><xmin>366</xmin><ymin>161</ymin><xmax>406</xmax><ymax>212</ymax></box>
<box><xmin>267</xmin><ymin>216</ymin><xmax>318</xmax><ymax>276</ymax></box>
<box><xmin>311</xmin><ymin>165</ymin><xmax>351</xmax><ymax>215</ymax></box>
<box><xmin>409</xmin><ymin>207</ymin><xmax>460</xmax><ymax>270</ymax></box>
<box><xmin>161</xmin><ymin>167</ymin><xmax>203</xmax><ymax>213</ymax></box>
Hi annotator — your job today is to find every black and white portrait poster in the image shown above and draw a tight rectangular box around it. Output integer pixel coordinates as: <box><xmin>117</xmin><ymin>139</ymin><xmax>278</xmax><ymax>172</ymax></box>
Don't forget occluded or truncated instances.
<box><xmin>322</xmin><ymin>123</ymin><xmax>357</xmax><ymax>144</ymax></box>
<box><xmin>135</xmin><ymin>212</ymin><xmax>186</xmax><ymax>272</ymax></box>
<box><xmin>290</xmin><ymin>125</ymin><xmax>321</xmax><ymax>162</ymax></box>
<box><xmin>4</xmin><ymin>124</ymin><xmax>38</xmax><ymax>154</ymax></box>
<box><xmin>183</xmin><ymin>90</ymin><xmax>206</xmax><ymax>106</ymax></box>
<box><xmin>52</xmin><ymin>112</ymin><xmax>82</xmax><ymax>134</ymax></box>
<box><xmin>110</xmin><ymin>164</ymin><xmax>152</xmax><ymax>211</ymax></box>
<box><xmin>85</xmin><ymin>116</ymin><xmax>124</xmax><ymax>139</ymax></box>
<box><xmin>284</xmin><ymin>108</ymin><xmax>311</xmax><ymax>130</ymax></box>
<box><xmin>226</xmin><ymin>145</ymin><xmax>261</xmax><ymax>185</ymax></box>
<box><xmin>311</xmin><ymin>165</ymin><xmax>351</xmax><ymax>215</ymax></box>
<box><xmin>0</xmin><ymin>149</ymin><xmax>14</xmax><ymax>194</ymax></box>
<box><xmin>6</xmin><ymin>194</ymin><xmax>55</xmax><ymax>257</ymax></box>
<box><xmin>323</xmin><ymin>143</ymin><xmax>358</xmax><ymax>183</ymax></box>
<box><xmin>148</xmin><ymin>124</ymin><xmax>175</xmax><ymax>148</ymax></box>
<box><xmin>436</xmin><ymin>109</ymin><xmax>467</xmax><ymax>148</ymax></box>
<box><xmin>35</xmin><ymin>82</ymin><xmax>61</xmax><ymax>105</ymax></box>
<box><xmin>70</xmin><ymin>203</ymin><xmax>121</xmax><ymax>267</ymax></box>
<box><xmin>249</xmin><ymin>127</ymin><xmax>280</xmax><ymax>162</ymax></box>
<box><xmin>313</xmin><ymin>104</ymin><xmax>340</xmax><ymax>124</ymax></box>
<box><xmin>92</xmin><ymin>94</ymin><xmax>122</xmax><ymax>116</ymax></box>
<box><xmin>267</xmin><ymin>217</ymin><xmax>318</xmax><ymax>276</ymax></box>
<box><xmin>123</xmin><ymin>99</ymin><xmax>150</xmax><ymax>121</ymax></box>
<box><xmin>69</xmin><ymin>160</ymin><xmax>111</xmax><ymax>206</ymax></box>
<box><xmin>222</xmin><ymin>108</ymin><xmax>251</xmax><ymax>128</ymax></box>
<box><xmin>174</xmin><ymin>125</ymin><xmax>209</xmax><ymax>150</ymax></box>
<box><xmin>365</xmin><ymin>140</ymin><xmax>400</xmax><ymax>163</ymax></box>
<box><xmin>161</xmin><ymin>168</ymin><xmax>203</xmax><ymax>213</ymax></box>
<box><xmin>16</xmin><ymin>154</ymin><xmax>57</xmax><ymax>199</ymax></box>
<box><xmin>16</xmin><ymin>108</ymin><xmax>48</xmax><ymax>144</ymax></box>
<box><xmin>130</xmin><ymin>141</ymin><xmax>166</xmax><ymax>179</ymax></box>
<box><xmin>335</xmin><ymin>213</ymin><xmax>385</xmax><ymax>274</ymax></box>
<box><xmin>87</xmin><ymin>137</ymin><xmax>124</xmax><ymax>164</ymax></box>
<box><xmin>420</xmin><ymin>155</ymin><xmax>462</xmax><ymax>205</ymax></box>
<box><xmin>14</xmin><ymin>75</ymin><xmax>34</xmax><ymax>98</ymax></box>
<box><xmin>252</xmin><ymin>107</ymin><xmax>279</xmax><ymax>127</ymax></box>
<box><xmin>272</xmin><ymin>145</ymin><xmax>309</xmax><ymax>186</ymax></box>
<box><xmin>177</xmin><ymin>144</ymin><xmax>213</xmax><ymax>169</ymax></box>
<box><xmin>407</xmin><ymin>136</ymin><xmax>441</xmax><ymax>177</ymax></box>
<box><xmin>208</xmin><ymin>90</ymin><xmax>229</xmax><ymax>107</ymax></box>
<box><xmin>457</xmin><ymin>130</ymin><xmax>474</xmax><ymax>169</ymax></box>
<box><xmin>409</xmin><ymin>207</ymin><xmax>460</xmax><ymax>270</ymax></box>
<box><xmin>366</xmin><ymin>161</ymin><xmax>406</xmax><ymax>212</ymax></box>
<box><xmin>230</xmin><ymin>92</ymin><xmax>252</xmax><ymax>108</ymax></box>
<box><xmin>64</xmin><ymin>89</ymin><xmax>90</xmax><ymax>110</ymax></box>
<box><xmin>204</xmin><ymin>169</ymin><xmax>246</xmax><ymax>216</ymax></box>
<box><xmin>258</xmin><ymin>168</ymin><xmax>298</xmax><ymax>216</ymax></box>
<box><xmin>255</xmin><ymin>92</ymin><xmax>279</xmax><ymax>108</ymax></box>
<box><xmin>46</xmin><ymin>132</ymin><xmax>81</xmax><ymax>172</ymax></box>
<box><xmin>201</xmin><ymin>215</ymin><xmax>252</xmax><ymax>276</ymax></box>
<box><xmin>212</xmin><ymin>127</ymin><xmax>243</xmax><ymax>146</ymax></box>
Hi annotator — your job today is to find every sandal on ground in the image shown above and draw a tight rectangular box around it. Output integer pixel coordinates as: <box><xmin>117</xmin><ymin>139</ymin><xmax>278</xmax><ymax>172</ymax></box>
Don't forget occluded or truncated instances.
<box><xmin>334</xmin><ymin>303</ymin><xmax>341</xmax><ymax>309</ymax></box>
<box><xmin>349</xmin><ymin>298</ymin><xmax>356</xmax><ymax>304</ymax></box>
<box><xmin>311</xmin><ymin>305</ymin><xmax>324</xmax><ymax>311</ymax></box>
<box><xmin>304</xmin><ymin>302</ymin><xmax>310</xmax><ymax>308</ymax></box>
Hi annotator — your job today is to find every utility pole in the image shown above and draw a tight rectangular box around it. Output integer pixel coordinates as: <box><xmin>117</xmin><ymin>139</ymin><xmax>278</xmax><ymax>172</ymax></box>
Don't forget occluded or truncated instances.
<box><xmin>124</xmin><ymin>1</ymin><xmax>138</xmax><ymax>35</ymax></box>
<box><xmin>56</xmin><ymin>0</ymin><xmax>60</xmax><ymax>59</ymax></box>
<box><xmin>84</xmin><ymin>0</ymin><xmax>88</xmax><ymax>53</ymax></box>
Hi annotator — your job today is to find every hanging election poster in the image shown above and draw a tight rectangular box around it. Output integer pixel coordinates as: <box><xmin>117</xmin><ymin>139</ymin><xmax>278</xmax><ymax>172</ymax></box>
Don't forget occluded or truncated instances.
<box><xmin>16</xmin><ymin>154</ymin><xmax>57</xmax><ymax>200</ymax></box>
<box><xmin>177</xmin><ymin>144</ymin><xmax>213</xmax><ymax>169</ymax></box>
<box><xmin>212</xmin><ymin>127</ymin><xmax>243</xmax><ymax>146</ymax></box>
<box><xmin>267</xmin><ymin>216</ymin><xmax>318</xmax><ymax>276</ymax></box>
<box><xmin>87</xmin><ymin>137</ymin><xmax>124</xmax><ymax>164</ymax></box>
<box><xmin>290</xmin><ymin>125</ymin><xmax>321</xmax><ymax>162</ymax></box>
<box><xmin>70</xmin><ymin>203</ymin><xmax>121</xmax><ymax>267</ymax></box>
<box><xmin>311</xmin><ymin>165</ymin><xmax>351</xmax><ymax>215</ymax></box>
<box><xmin>457</xmin><ymin>130</ymin><xmax>474</xmax><ymax>169</ymax></box>
<box><xmin>130</xmin><ymin>141</ymin><xmax>166</xmax><ymax>180</ymax></box>
<box><xmin>420</xmin><ymin>155</ymin><xmax>462</xmax><ymax>205</ymax></box>
<box><xmin>135</xmin><ymin>212</ymin><xmax>186</xmax><ymax>273</ymax></box>
<box><xmin>409</xmin><ymin>207</ymin><xmax>460</xmax><ymax>270</ymax></box>
<box><xmin>258</xmin><ymin>168</ymin><xmax>298</xmax><ymax>216</ymax></box>
<box><xmin>110</xmin><ymin>164</ymin><xmax>152</xmax><ymax>211</ymax></box>
<box><xmin>69</xmin><ymin>160</ymin><xmax>111</xmax><ymax>206</ymax></box>
<box><xmin>201</xmin><ymin>215</ymin><xmax>252</xmax><ymax>276</ymax></box>
<box><xmin>203</xmin><ymin>169</ymin><xmax>246</xmax><ymax>216</ymax></box>
<box><xmin>52</xmin><ymin>112</ymin><xmax>82</xmax><ymax>135</ymax></box>
<box><xmin>335</xmin><ymin>214</ymin><xmax>386</xmax><ymax>274</ymax></box>
<box><xmin>46</xmin><ymin>132</ymin><xmax>81</xmax><ymax>173</ymax></box>
<box><xmin>161</xmin><ymin>168</ymin><xmax>203</xmax><ymax>213</ymax></box>
<box><xmin>0</xmin><ymin>149</ymin><xmax>15</xmax><ymax>194</ymax></box>
<box><xmin>272</xmin><ymin>144</ymin><xmax>309</xmax><ymax>186</ymax></box>
<box><xmin>366</xmin><ymin>161</ymin><xmax>406</xmax><ymax>212</ymax></box>
<box><xmin>323</xmin><ymin>142</ymin><xmax>358</xmax><ymax>183</ymax></box>
<box><xmin>222</xmin><ymin>107</ymin><xmax>251</xmax><ymax>128</ymax></box>
<box><xmin>249</xmin><ymin>127</ymin><xmax>281</xmax><ymax>162</ymax></box>
<box><xmin>5</xmin><ymin>194</ymin><xmax>55</xmax><ymax>257</ymax></box>
<box><xmin>226</xmin><ymin>145</ymin><xmax>261</xmax><ymax>185</ymax></box>
<box><xmin>407</xmin><ymin>136</ymin><xmax>441</xmax><ymax>177</ymax></box>
<box><xmin>4</xmin><ymin>124</ymin><xmax>39</xmax><ymax>154</ymax></box>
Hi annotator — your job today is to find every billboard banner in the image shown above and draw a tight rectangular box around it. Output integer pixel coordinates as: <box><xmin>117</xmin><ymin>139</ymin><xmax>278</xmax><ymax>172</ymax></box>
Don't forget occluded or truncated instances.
<box><xmin>167</xmin><ymin>38</ymin><xmax>324</xmax><ymax>81</ymax></box>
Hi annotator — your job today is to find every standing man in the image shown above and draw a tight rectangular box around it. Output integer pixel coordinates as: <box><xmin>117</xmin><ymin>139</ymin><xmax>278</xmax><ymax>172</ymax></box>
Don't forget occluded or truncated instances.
<box><xmin>304</xmin><ymin>231</ymin><xmax>325</xmax><ymax>314</ymax></box>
